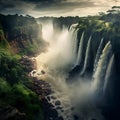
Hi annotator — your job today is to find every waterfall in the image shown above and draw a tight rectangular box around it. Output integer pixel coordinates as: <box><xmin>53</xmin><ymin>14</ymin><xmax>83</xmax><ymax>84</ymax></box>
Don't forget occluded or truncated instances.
<box><xmin>103</xmin><ymin>54</ymin><xmax>114</xmax><ymax>92</ymax></box>
<box><xmin>80</xmin><ymin>35</ymin><xmax>92</xmax><ymax>75</ymax></box>
<box><xmin>35</xmin><ymin>21</ymin><xmax>116</xmax><ymax>120</ymax></box>
<box><xmin>93</xmin><ymin>38</ymin><xmax>104</xmax><ymax>72</ymax></box>
<box><xmin>72</xmin><ymin>28</ymin><xmax>79</xmax><ymax>61</ymax></box>
<box><xmin>69</xmin><ymin>23</ymin><xmax>78</xmax><ymax>31</ymax></box>
<box><xmin>69</xmin><ymin>24</ymin><xmax>79</xmax><ymax>63</ymax></box>
<box><xmin>76</xmin><ymin>32</ymin><xmax>85</xmax><ymax>65</ymax></box>
<box><xmin>92</xmin><ymin>41</ymin><xmax>112</xmax><ymax>93</ymax></box>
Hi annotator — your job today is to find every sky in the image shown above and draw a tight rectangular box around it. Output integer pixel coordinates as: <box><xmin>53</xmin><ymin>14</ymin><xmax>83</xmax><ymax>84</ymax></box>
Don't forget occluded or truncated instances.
<box><xmin>0</xmin><ymin>0</ymin><xmax>120</xmax><ymax>17</ymax></box>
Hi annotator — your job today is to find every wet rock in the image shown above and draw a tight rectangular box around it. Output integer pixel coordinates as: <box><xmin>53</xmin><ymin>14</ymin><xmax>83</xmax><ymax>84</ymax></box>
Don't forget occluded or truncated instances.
<box><xmin>56</xmin><ymin>106</ymin><xmax>63</xmax><ymax>110</ymax></box>
<box><xmin>73</xmin><ymin>115</ymin><xmax>79</xmax><ymax>120</ymax></box>
<box><xmin>55</xmin><ymin>100</ymin><xmax>61</xmax><ymax>106</ymax></box>
<box><xmin>61</xmin><ymin>109</ymin><xmax>64</xmax><ymax>112</ymax></box>
<box><xmin>51</xmin><ymin>96</ymin><xmax>57</xmax><ymax>99</ymax></box>
<box><xmin>26</xmin><ymin>78</ymin><xmax>53</xmax><ymax>97</ymax></box>
<box><xmin>47</xmin><ymin>96</ymin><xmax>51</xmax><ymax>101</ymax></box>
<box><xmin>26</xmin><ymin>70</ymin><xmax>59</xmax><ymax>120</ymax></box>
<box><xmin>49</xmin><ymin>109</ymin><xmax>58</xmax><ymax>117</ymax></box>
<box><xmin>68</xmin><ymin>65</ymin><xmax>81</xmax><ymax>80</ymax></box>
<box><xmin>20</xmin><ymin>55</ymin><xmax>36</xmax><ymax>72</ymax></box>
<box><xmin>58</xmin><ymin>116</ymin><xmax>64</xmax><ymax>120</ymax></box>
<box><xmin>41</xmin><ymin>70</ymin><xmax>45</xmax><ymax>74</ymax></box>
<box><xmin>71</xmin><ymin>107</ymin><xmax>74</xmax><ymax>111</ymax></box>
<box><xmin>0</xmin><ymin>105</ymin><xmax>26</xmax><ymax>120</ymax></box>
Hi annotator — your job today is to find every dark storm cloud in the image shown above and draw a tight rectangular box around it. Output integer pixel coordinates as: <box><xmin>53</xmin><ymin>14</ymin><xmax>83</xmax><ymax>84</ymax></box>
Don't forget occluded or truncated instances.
<box><xmin>34</xmin><ymin>1</ymin><xmax>95</xmax><ymax>11</ymax></box>
<box><xmin>0</xmin><ymin>0</ymin><xmax>95</xmax><ymax>13</ymax></box>
<box><xmin>23</xmin><ymin>0</ymin><xmax>64</xmax><ymax>3</ymax></box>
<box><xmin>0</xmin><ymin>0</ymin><xmax>65</xmax><ymax>10</ymax></box>
<box><xmin>0</xmin><ymin>0</ymin><xmax>15</xmax><ymax>10</ymax></box>
<box><xmin>0</xmin><ymin>0</ymin><xmax>119</xmax><ymax>17</ymax></box>
<box><xmin>0</xmin><ymin>0</ymin><xmax>24</xmax><ymax>14</ymax></box>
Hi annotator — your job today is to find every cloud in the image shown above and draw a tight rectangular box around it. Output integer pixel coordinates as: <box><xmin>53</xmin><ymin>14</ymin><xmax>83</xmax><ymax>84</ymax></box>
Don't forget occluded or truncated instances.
<box><xmin>34</xmin><ymin>1</ymin><xmax>95</xmax><ymax>11</ymax></box>
<box><xmin>0</xmin><ymin>0</ymin><xmax>120</xmax><ymax>17</ymax></box>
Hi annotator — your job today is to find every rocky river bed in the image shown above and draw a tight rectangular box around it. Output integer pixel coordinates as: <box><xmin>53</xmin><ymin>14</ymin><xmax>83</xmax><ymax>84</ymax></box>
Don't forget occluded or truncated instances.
<box><xmin>21</xmin><ymin>55</ymin><xmax>81</xmax><ymax>120</ymax></box>
<box><xmin>23</xmin><ymin>55</ymin><xmax>66</xmax><ymax>120</ymax></box>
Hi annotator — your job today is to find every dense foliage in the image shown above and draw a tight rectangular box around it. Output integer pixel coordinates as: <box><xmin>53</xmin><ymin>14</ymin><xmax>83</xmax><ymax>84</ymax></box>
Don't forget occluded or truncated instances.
<box><xmin>0</xmin><ymin>48</ymin><xmax>44</xmax><ymax>120</ymax></box>
<box><xmin>0</xmin><ymin>14</ymin><xmax>44</xmax><ymax>120</ymax></box>
<box><xmin>0</xmin><ymin>14</ymin><xmax>48</xmax><ymax>55</ymax></box>
<box><xmin>0</xmin><ymin>78</ymin><xmax>43</xmax><ymax>120</ymax></box>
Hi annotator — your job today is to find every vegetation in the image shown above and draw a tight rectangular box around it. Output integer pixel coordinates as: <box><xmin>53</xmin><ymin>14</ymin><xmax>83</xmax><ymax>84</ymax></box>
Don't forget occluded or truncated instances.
<box><xmin>0</xmin><ymin>6</ymin><xmax>120</xmax><ymax>120</ymax></box>
<box><xmin>0</xmin><ymin>78</ymin><xmax>43</xmax><ymax>120</ymax></box>
<box><xmin>71</xmin><ymin>8</ymin><xmax>120</xmax><ymax>120</ymax></box>
<box><xmin>70</xmin><ymin>8</ymin><xmax>120</xmax><ymax>72</ymax></box>
<box><xmin>0</xmin><ymin>14</ymin><xmax>44</xmax><ymax>120</ymax></box>
<box><xmin>0</xmin><ymin>49</ymin><xmax>44</xmax><ymax>120</ymax></box>
<box><xmin>0</xmin><ymin>14</ymin><xmax>47</xmax><ymax>56</ymax></box>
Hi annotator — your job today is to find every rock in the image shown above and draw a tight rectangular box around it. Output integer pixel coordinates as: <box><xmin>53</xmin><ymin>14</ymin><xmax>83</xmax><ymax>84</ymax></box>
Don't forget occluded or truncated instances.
<box><xmin>58</xmin><ymin>116</ymin><xmax>64</xmax><ymax>120</ymax></box>
<box><xmin>0</xmin><ymin>105</ymin><xmax>26</xmax><ymax>120</ymax></box>
<box><xmin>73</xmin><ymin>115</ymin><xmax>79</xmax><ymax>120</ymax></box>
<box><xmin>71</xmin><ymin>107</ymin><xmax>74</xmax><ymax>111</ymax></box>
<box><xmin>56</xmin><ymin>106</ymin><xmax>63</xmax><ymax>110</ymax></box>
<box><xmin>69</xmin><ymin>65</ymin><xmax>81</xmax><ymax>77</ymax></box>
<box><xmin>47</xmin><ymin>96</ymin><xmax>51</xmax><ymax>101</ymax></box>
<box><xmin>51</xmin><ymin>96</ymin><xmax>57</xmax><ymax>100</ymax></box>
<box><xmin>61</xmin><ymin>109</ymin><xmax>64</xmax><ymax>112</ymax></box>
<box><xmin>55</xmin><ymin>100</ymin><xmax>61</xmax><ymax>106</ymax></box>
<box><xmin>48</xmin><ymin>109</ymin><xmax>58</xmax><ymax>118</ymax></box>
<box><xmin>26</xmin><ymin>65</ymin><xmax>60</xmax><ymax>120</ymax></box>
<box><xmin>41</xmin><ymin>70</ymin><xmax>45</xmax><ymax>74</ymax></box>
<box><xmin>20</xmin><ymin>55</ymin><xmax>36</xmax><ymax>72</ymax></box>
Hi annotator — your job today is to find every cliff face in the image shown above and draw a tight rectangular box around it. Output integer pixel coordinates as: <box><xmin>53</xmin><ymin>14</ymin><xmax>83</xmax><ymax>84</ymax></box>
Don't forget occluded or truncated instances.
<box><xmin>0</xmin><ymin>14</ymin><xmax>47</xmax><ymax>120</ymax></box>
<box><xmin>69</xmin><ymin>13</ymin><xmax>120</xmax><ymax>120</ymax></box>
<box><xmin>0</xmin><ymin>14</ymin><xmax>48</xmax><ymax>55</ymax></box>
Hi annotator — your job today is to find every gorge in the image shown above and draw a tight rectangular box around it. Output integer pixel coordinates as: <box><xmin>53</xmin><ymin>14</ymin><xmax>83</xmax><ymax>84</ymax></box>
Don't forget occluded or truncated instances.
<box><xmin>0</xmin><ymin>11</ymin><xmax>120</xmax><ymax>120</ymax></box>
<box><xmin>32</xmin><ymin>14</ymin><xmax>119</xmax><ymax>120</ymax></box>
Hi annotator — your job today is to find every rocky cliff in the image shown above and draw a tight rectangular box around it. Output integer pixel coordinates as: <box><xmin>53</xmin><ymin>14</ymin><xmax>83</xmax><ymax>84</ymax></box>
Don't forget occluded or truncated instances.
<box><xmin>0</xmin><ymin>14</ymin><xmax>48</xmax><ymax>55</ymax></box>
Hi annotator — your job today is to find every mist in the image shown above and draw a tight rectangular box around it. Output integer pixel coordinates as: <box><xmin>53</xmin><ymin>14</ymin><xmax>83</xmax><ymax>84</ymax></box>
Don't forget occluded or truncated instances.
<box><xmin>33</xmin><ymin>22</ymin><xmax>105</xmax><ymax>120</ymax></box>
<box><xmin>36</xmin><ymin>21</ymin><xmax>74</xmax><ymax>70</ymax></box>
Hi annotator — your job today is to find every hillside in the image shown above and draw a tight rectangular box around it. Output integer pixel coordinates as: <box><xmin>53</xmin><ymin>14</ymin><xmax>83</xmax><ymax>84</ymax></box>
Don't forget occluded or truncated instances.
<box><xmin>0</xmin><ymin>14</ymin><xmax>48</xmax><ymax>120</ymax></box>
<box><xmin>0</xmin><ymin>14</ymin><xmax>48</xmax><ymax>55</ymax></box>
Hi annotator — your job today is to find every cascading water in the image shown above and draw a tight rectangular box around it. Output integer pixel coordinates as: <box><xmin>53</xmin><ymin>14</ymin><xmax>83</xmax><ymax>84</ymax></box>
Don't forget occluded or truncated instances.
<box><xmin>35</xmin><ymin>23</ymin><xmax>76</xmax><ymax>120</ymax></box>
<box><xmin>41</xmin><ymin>21</ymin><xmax>54</xmax><ymax>42</ymax></box>
<box><xmin>92</xmin><ymin>41</ymin><xmax>112</xmax><ymax>94</ymax></box>
<box><xmin>33</xmin><ymin>22</ymin><xmax>115</xmax><ymax>120</ymax></box>
<box><xmin>80</xmin><ymin>35</ymin><xmax>92</xmax><ymax>75</ymax></box>
<box><xmin>73</xmin><ymin>28</ymin><xmax>79</xmax><ymax>61</ymax></box>
<box><xmin>93</xmin><ymin>38</ymin><xmax>104</xmax><ymax>72</ymax></box>
<box><xmin>76</xmin><ymin>32</ymin><xmax>84</xmax><ymax>66</ymax></box>
<box><xmin>103</xmin><ymin>54</ymin><xmax>114</xmax><ymax>92</ymax></box>
<box><xmin>69</xmin><ymin>24</ymin><xmax>79</xmax><ymax>63</ymax></box>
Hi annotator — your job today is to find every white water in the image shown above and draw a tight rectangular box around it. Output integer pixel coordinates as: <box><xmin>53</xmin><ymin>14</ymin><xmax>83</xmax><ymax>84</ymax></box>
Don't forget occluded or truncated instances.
<box><xmin>80</xmin><ymin>35</ymin><xmax>92</xmax><ymax>75</ymax></box>
<box><xmin>35</xmin><ymin>23</ymin><xmax>76</xmax><ymax>120</ymax></box>
<box><xmin>73</xmin><ymin>28</ymin><xmax>79</xmax><ymax>61</ymax></box>
<box><xmin>92</xmin><ymin>41</ymin><xmax>112</xmax><ymax>93</ymax></box>
<box><xmin>41</xmin><ymin>21</ymin><xmax>54</xmax><ymax>42</ymax></box>
<box><xmin>93</xmin><ymin>38</ymin><xmax>104</xmax><ymax>72</ymax></box>
<box><xmin>33</xmin><ymin>23</ymin><xmax>114</xmax><ymax>120</ymax></box>
<box><xmin>69</xmin><ymin>25</ymin><xmax>79</xmax><ymax>63</ymax></box>
<box><xmin>76</xmin><ymin>32</ymin><xmax>84</xmax><ymax>65</ymax></box>
<box><xmin>103</xmin><ymin>54</ymin><xmax>114</xmax><ymax>92</ymax></box>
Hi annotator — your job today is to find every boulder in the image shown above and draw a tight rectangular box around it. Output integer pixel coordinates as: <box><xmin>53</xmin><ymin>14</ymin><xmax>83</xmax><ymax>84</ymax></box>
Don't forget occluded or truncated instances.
<box><xmin>0</xmin><ymin>105</ymin><xmax>26</xmax><ymax>120</ymax></box>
